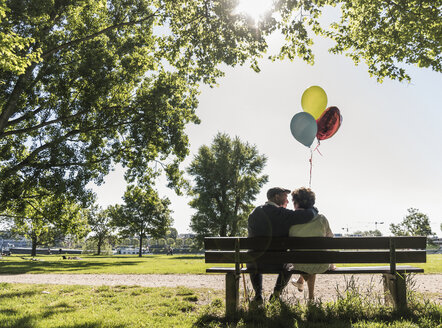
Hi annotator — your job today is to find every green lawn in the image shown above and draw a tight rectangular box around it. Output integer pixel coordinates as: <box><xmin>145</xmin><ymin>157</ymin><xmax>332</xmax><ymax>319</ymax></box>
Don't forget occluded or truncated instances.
<box><xmin>0</xmin><ymin>283</ymin><xmax>214</xmax><ymax>328</ymax></box>
<box><xmin>0</xmin><ymin>282</ymin><xmax>440</xmax><ymax>328</ymax></box>
<box><xmin>0</xmin><ymin>254</ymin><xmax>209</xmax><ymax>274</ymax></box>
<box><xmin>0</xmin><ymin>254</ymin><xmax>441</xmax><ymax>275</ymax></box>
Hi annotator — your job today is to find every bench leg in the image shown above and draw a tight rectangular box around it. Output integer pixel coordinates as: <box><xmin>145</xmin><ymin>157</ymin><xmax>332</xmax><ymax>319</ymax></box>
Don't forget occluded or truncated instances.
<box><xmin>225</xmin><ymin>272</ymin><xmax>239</xmax><ymax>320</ymax></box>
<box><xmin>383</xmin><ymin>273</ymin><xmax>407</xmax><ymax>310</ymax></box>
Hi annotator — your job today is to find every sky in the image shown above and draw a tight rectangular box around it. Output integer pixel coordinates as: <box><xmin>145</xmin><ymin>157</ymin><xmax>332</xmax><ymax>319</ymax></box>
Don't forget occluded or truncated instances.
<box><xmin>91</xmin><ymin>3</ymin><xmax>442</xmax><ymax>237</ymax></box>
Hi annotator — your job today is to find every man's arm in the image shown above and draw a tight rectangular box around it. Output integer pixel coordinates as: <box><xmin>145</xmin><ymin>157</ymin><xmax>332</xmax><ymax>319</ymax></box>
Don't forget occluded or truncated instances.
<box><xmin>280</xmin><ymin>207</ymin><xmax>317</xmax><ymax>225</ymax></box>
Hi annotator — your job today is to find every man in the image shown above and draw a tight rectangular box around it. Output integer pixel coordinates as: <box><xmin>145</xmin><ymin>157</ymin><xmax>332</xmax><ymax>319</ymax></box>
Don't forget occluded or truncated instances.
<box><xmin>247</xmin><ymin>187</ymin><xmax>317</xmax><ymax>303</ymax></box>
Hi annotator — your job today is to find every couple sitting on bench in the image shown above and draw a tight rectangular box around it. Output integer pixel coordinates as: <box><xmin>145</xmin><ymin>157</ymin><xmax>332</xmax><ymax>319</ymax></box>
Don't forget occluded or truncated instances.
<box><xmin>248</xmin><ymin>186</ymin><xmax>335</xmax><ymax>303</ymax></box>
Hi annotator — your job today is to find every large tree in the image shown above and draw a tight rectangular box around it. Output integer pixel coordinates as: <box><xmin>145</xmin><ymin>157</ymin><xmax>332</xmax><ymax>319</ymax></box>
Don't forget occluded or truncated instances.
<box><xmin>110</xmin><ymin>185</ymin><xmax>172</xmax><ymax>257</ymax></box>
<box><xmin>5</xmin><ymin>189</ymin><xmax>89</xmax><ymax>256</ymax></box>
<box><xmin>313</xmin><ymin>0</ymin><xmax>441</xmax><ymax>82</ymax></box>
<box><xmin>187</xmin><ymin>133</ymin><xmax>268</xmax><ymax>243</ymax></box>
<box><xmin>1</xmin><ymin>0</ymin><xmax>440</xmax><ymax>218</ymax></box>
<box><xmin>390</xmin><ymin>208</ymin><xmax>434</xmax><ymax>237</ymax></box>
<box><xmin>86</xmin><ymin>206</ymin><xmax>117</xmax><ymax>255</ymax></box>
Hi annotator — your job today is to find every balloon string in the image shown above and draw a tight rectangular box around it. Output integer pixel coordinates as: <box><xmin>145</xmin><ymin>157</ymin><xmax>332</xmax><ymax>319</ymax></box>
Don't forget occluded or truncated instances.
<box><xmin>313</xmin><ymin>140</ymin><xmax>323</xmax><ymax>156</ymax></box>
<box><xmin>309</xmin><ymin>148</ymin><xmax>313</xmax><ymax>188</ymax></box>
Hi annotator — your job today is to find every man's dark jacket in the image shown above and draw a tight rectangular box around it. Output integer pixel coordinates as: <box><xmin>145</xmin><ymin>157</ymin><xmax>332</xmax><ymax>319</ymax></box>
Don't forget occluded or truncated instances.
<box><xmin>248</xmin><ymin>204</ymin><xmax>317</xmax><ymax>237</ymax></box>
<box><xmin>247</xmin><ymin>203</ymin><xmax>317</xmax><ymax>271</ymax></box>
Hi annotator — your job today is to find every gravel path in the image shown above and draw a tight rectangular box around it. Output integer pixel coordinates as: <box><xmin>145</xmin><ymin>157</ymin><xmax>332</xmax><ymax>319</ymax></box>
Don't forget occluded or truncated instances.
<box><xmin>0</xmin><ymin>273</ymin><xmax>440</xmax><ymax>304</ymax></box>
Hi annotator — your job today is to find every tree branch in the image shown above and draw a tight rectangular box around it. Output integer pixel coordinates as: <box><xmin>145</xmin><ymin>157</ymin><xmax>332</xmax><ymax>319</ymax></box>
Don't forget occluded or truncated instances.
<box><xmin>41</xmin><ymin>12</ymin><xmax>160</xmax><ymax>60</ymax></box>
<box><xmin>1</xmin><ymin>110</ymin><xmax>85</xmax><ymax>137</ymax></box>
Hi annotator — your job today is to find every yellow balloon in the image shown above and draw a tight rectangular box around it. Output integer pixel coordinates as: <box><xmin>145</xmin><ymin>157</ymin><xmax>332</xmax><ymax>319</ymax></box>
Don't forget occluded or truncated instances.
<box><xmin>301</xmin><ymin>86</ymin><xmax>328</xmax><ymax>120</ymax></box>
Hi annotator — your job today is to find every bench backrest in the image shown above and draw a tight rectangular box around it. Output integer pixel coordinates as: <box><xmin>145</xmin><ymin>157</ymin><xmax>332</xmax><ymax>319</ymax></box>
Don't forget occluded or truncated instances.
<box><xmin>204</xmin><ymin>236</ymin><xmax>426</xmax><ymax>271</ymax></box>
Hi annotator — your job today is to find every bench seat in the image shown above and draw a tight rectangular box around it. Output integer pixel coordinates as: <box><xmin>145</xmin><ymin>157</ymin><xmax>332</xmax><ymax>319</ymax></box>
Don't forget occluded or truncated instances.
<box><xmin>206</xmin><ymin>265</ymin><xmax>424</xmax><ymax>274</ymax></box>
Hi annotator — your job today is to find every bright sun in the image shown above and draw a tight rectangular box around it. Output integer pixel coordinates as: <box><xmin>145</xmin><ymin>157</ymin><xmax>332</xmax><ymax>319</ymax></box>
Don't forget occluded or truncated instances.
<box><xmin>234</xmin><ymin>0</ymin><xmax>274</xmax><ymax>23</ymax></box>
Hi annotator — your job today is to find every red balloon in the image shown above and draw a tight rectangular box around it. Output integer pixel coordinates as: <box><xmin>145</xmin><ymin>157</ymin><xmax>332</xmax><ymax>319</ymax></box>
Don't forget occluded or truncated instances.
<box><xmin>316</xmin><ymin>106</ymin><xmax>342</xmax><ymax>141</ymax></box>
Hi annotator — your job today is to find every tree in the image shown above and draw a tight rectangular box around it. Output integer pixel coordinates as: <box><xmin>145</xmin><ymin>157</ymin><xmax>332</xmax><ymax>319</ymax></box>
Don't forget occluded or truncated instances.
<box><xmin>353</xmin><ymin>229</ymin><xmax>382</xmax><ymax>236</ymax></box>
<box><xmin>1</xmin><ymin>1</ymin><xmax>440</xmax><ymax>221</ymax></box>
<box><xmin>5</xmin><ymin>189</ymin><xmax>89</xmax><ymax>256</ymax></box>
<box><xmin>316</xmin><ymin>0</ymin><xmax>441</xmax><ymax>82</ymax></box>
<box><xmin>0</xmin><ymin>0</ymin><xmax>41</xmax><ymax>75</ymax></box>
<box><xmin>187</xmin><ymin>133</ymin><xmax>268</xmax><ymax>244</ymax></box>
<box><xmin>165</xmin><ymin>227</ymin><xmax>178</xmax><ymax>240</ymax></box>
<box><xmin>175</xmin><ymin>238</ymin><xmax>183</xmax><ymax>248</ymax></box>
<box><xmin>86</xmin><ymin>206</ymin><xmax>117</xmax><ymax>255</ymax></box>
<box><xmin>390</xmin><ymin>208</ymin><xmax>434</xmax><ymax>237</ymax></box>
<box><xmin>110</xmin><ymin>185</ymin><xmax>172</xmax><ymax>257</ymax></box>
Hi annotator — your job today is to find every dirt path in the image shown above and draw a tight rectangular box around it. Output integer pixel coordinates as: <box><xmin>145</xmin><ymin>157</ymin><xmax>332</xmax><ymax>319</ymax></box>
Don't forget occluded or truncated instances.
<box><xmin>0</xmin><ymin>273</ymin><xmax>440</xmax><ymax>304</ymax></box>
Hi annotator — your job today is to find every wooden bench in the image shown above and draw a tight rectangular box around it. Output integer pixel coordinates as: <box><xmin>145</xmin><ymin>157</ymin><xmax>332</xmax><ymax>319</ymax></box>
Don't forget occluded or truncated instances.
<box><xmin>204</xmin><ymin>236</ymin><xmax>426</xmax><ymax>318</ymax></box>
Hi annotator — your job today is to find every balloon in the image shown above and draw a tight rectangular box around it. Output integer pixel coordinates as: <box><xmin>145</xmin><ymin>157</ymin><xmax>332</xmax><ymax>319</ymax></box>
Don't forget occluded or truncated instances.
<box><xmin>290</xmin><ymin>112</ymin><xmax>318</xmax><ymax>147</ymax></box>
<box><xmin>316</xmin><ymin>106</ymin><xmax>342</xmax><ymax>141</ymax></box>
<box><xmin>301</xmin><ymin>86</ymin><xmax>328</xmax><ymax>119</ymax></box>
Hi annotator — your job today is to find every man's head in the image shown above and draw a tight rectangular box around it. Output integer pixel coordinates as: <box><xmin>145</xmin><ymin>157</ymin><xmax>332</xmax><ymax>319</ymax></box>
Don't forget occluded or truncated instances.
<box><xmin>267</xmin><ymin>187</ymin><xmax>291</xmax><ymax>208</ymax></box>
<box><xmin>291</xmin><ymin>187</ymin><xmax>315</xmax><ymax>209</ymax></box>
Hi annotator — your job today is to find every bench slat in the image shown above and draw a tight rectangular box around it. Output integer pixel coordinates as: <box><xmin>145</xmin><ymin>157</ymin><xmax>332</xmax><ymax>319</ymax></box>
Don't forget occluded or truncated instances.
<box><xmin>205</xmin><ymin>250</ymin><xmax>426</xmax><ymax>264</ymax></box>
<box><xmin>204</xmin><ymin>236</ymin><xmax>427</xmax><ymax>250</ymax></box>
<box><xmin>206</xmin><ymin>265</ymin><xmax>424</xmax><ymax>274</ymax></box>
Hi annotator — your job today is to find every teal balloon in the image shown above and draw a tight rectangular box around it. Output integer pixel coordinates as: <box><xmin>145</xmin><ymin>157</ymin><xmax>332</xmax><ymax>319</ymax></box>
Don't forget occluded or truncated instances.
<box><xmin>290</xmin><ymin>112</ymin><xmax>318</xmax><ymax>147</ymax></box>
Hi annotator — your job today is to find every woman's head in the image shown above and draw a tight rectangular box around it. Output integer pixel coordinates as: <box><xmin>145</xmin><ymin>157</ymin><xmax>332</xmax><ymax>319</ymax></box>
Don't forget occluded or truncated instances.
<box><xmin>291</xmin><ymin>187</ymin><xmax>315</xmax><ymax>209</ymax></box>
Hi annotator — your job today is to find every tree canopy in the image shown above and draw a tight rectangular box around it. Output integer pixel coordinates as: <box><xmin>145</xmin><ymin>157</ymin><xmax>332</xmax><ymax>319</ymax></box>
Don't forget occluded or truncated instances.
<box><xmin>187</xmin><ymin>133</ymin><xmax>268</xmax><ymax>242</ymax></box>
<box><xmin>110</xmin><ymin>185</ymin><xmax>172</xmax><ymax>256</ymax></box>
<box><xmin>6</xmin><ymin>188</ymin><xmax>89</xmax><ymax>256</ymax></box>
<box><xmin>389</xmin><ymin>208</ymin><xmax>434</xmax><ymax>237</ymax></box>
<box><xmin>1</xmin><ymin>0</ymin><xmax>440</xmax><ymax>219</ymax></box>
<box><xmin>86</xmin><ymin>206</ymin><xmax>117</xmax><ymax>255</ymax></box>
<box><xmin>0</xmin><ymin>0</ymin><xmax>41</xmax><ymax>75</ymax></box>
<box><xmin>353</xmin><ymin>229</ymin><xmax>382</xmax><ymax>237</ymax></box>
<box><xmin>316</xmin><ymin>0</ymin><xmax>441</xmax><ymax>81</ymax></box>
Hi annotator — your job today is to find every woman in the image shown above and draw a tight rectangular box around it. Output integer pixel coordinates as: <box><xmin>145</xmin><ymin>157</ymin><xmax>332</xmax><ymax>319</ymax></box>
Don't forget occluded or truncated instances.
<box><xmin>289</xmin><ymin>187</ymin><xmax>335</xmax><ymax>300</ymax></box>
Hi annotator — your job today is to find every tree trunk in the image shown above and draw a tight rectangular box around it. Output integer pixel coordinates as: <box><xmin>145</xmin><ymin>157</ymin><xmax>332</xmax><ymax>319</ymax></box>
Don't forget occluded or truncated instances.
<box><xmin>231</xmin><ymin>197</ymin><xmax>240</xmax><ymax>236</ymax></box>
<box><xmin>230</xmin><ymin>218</ymin><xmax>238</xmax><ymax>236</ymax></box>
<box><xmin>97</xmin><ymin>237</ymin><xmax>102</xmax><ymax>255</ymax></box>
<box><xmin>220</xmin><ymin>223</ymin><xmax>227</xmax><ymax>237</ymax></box>
<box><xmin>31</xmin><ymin>234</ymin><xmax>38</xmax><ymax>257</ymax></box>
<box><xmin>138</xmin><ymin>235</ymin><xmax>143</xmax><ymax>257</ymax></box>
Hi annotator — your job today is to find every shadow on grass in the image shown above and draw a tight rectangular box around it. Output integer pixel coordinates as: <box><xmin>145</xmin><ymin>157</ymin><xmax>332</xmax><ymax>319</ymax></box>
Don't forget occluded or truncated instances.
<box><xmin>0</xmin><ymin>259</ymin><xmax>141</xmax><ymax>274</ymax></box>
<box><xmin>0</xmin><ymin>302</ymin><xmax>75</xmax><ymax>327</ymax></box>
<box><xmin>0</xmin><ymin>308</ymin><xmax>19</xmax><ymax>315</ymax></box>
<box><xmin>0</xmin><ymin>290</ymin><xmax>39</xmax><ymax>299</ymax></box>
<box><xmin>2</xmin><ymin>314</ymin><xmax>119</xmax><ymax>328</ymax></box>
<box><xmin>41</xmin><ymin>304</ymin><xmax>75</xmax><ymax>319</ymax></box>
<box><xmin>0</xmin><ymin>287</ymin><xmax>129</xmax><ymax>328</ymax></box>
<box><xmin>167</xmin><ymin>256</ymin><xmax>204</xmax><ymax>260</ymax></box>
<box><xmin>65</xmin><ymin>324</ymin><xmax>126</xmax><ymax>328</ymax></box>
<box><xmin>3</xmin><ymin>315</ymin><xmax>35</xmax><ymax>328</ymax></box>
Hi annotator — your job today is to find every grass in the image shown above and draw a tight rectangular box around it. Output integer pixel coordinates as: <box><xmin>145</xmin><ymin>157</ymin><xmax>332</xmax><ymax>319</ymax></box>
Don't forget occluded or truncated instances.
<box><xmin>0</xmin><ymin>281</ymin><xmax>440</xmax><ymax>328</ymax></box>
<box><xmin>0</xmin><ymin>254</ymin><xmax>440</xmax><ymax>327</ymax></box>
<box><xmin>195</xmin><ymin>275</ymin><xmax>442</xmax><ymax>328</ymax></box>
<box><xmin>337</xmin><ymin>254</ymin><xmax>442</xmax><ymax>274</ymax></box>
<box><xmin>0</xmin><ymin>282</ymin><xmax>219</xmax><ymax>328</ymax></box>
<box><xmin>0</xmin><ymin>254</ymin><xmax>209</xmax><ymax>274</ymax></box>
<box><xmin>0</xmin><ymin>254</ymin><xmax>441</xmax><ymax>275</ymax></box>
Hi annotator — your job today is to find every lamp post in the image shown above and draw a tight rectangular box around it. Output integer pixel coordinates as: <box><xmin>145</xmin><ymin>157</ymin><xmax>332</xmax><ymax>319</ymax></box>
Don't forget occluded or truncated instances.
<box><xmin>374</xmin><ymin>221</ymin><xmax>384</xmax><ymax>230</ymax></box>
